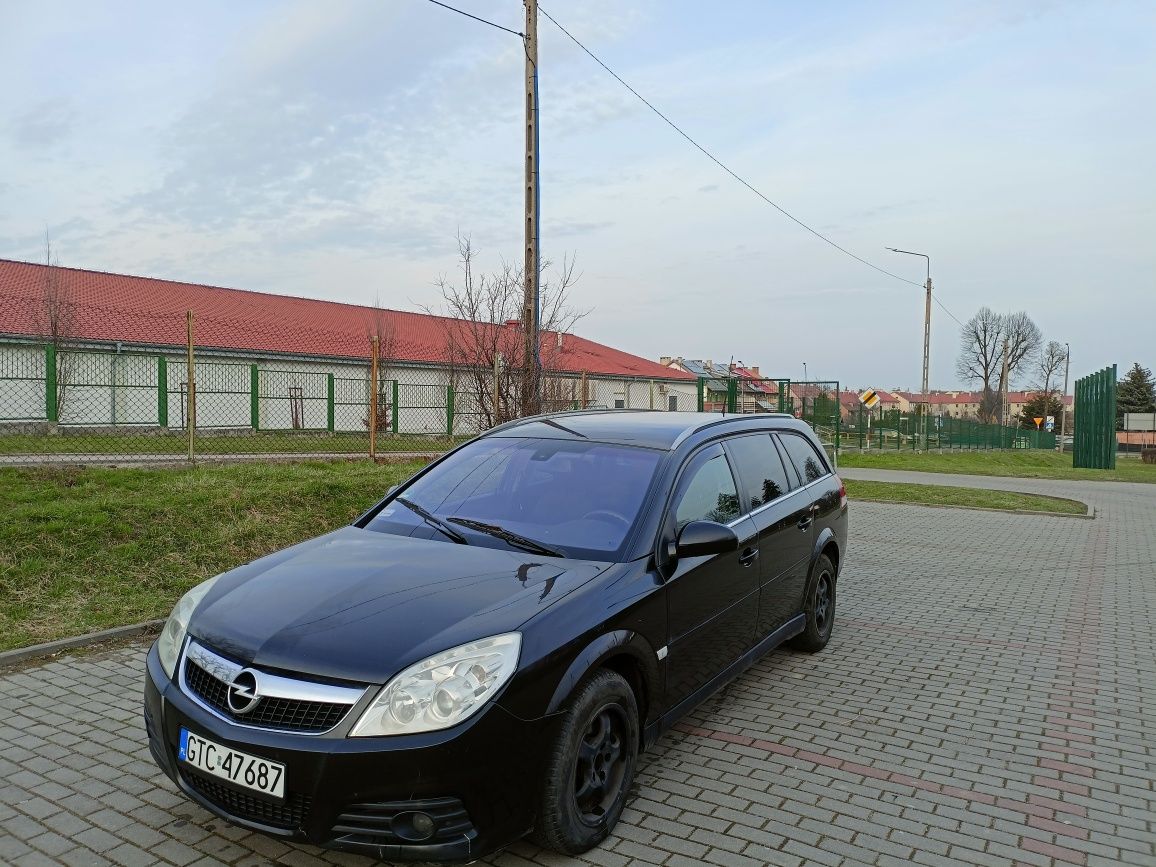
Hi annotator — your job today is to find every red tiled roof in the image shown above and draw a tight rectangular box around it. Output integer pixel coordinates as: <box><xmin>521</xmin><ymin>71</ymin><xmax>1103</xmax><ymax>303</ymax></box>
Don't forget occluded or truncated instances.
<box><xmin>0</xmin><ymin>259</ymin><xmax>692</xmax><ymax>380</ymax></box>
<box><xmin>732</xmin><ymin>366</ymin><xmax>776</xmax><ymax>393</ymax></box>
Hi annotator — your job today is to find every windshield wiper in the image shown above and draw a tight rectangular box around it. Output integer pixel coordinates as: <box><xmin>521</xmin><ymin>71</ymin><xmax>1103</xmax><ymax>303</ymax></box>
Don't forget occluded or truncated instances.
<box><xmin>446</xmin><ymin>517</ymin><xmax>564</xmax><ymax>557</ymax></box>
<box><xmin>394</xmin><ymin>497</ymin><xmax>469</xmax><ymax>545</ymax></box>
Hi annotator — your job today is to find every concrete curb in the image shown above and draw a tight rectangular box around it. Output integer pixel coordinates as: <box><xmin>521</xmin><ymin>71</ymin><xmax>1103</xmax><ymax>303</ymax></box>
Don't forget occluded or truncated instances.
<box><xmin>854</xmin><ymin>497</ymin><xmax>1095</xmax><ymax>519</ymax></box>
<box><xmin>0</xmin><ymin>619</ymin><xmax>165</xmax><ymax>670</ymax></box>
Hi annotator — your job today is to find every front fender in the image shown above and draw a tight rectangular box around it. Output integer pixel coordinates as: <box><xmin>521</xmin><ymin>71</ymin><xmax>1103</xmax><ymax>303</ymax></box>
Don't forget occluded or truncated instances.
<box><xmin>544</xmin><ymin>629</ymin><xmax>661</xmax><ymax>721</ymax></box>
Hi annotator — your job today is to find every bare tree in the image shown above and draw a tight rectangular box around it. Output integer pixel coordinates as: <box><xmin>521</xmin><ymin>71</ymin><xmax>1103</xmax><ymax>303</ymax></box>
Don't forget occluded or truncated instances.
<box><xmin>428</xmin><ymin>234</ymin><xmax>587</xmax><ymax>430</ymax></box>
<box><xmin>31</xmin><ymin>233</ymin><xmax>77</xmax><ymax>422</ymax></box>
<box><xmin>956</xmin><ymin>307</ymin><xmax>1003</xmax><ymax>422</ymax></box>
<box><xmin>998</xmin><ymin>311</ymin><xmax>1043</xmax><ymax>391</ymax></box>
<box><xmin>1032</xmin><ymin>340</ymin><xmax>1068</xmax><ymax>399</ymax></box>
<box><xmin>956</xmin><ymin>308</ymin><xmax>1042</xmax><ymax>421</ymax></box>
<box><xmin>364</xmin><ymin>295</ymin><xmax>398</xmax><ymax>434</ymax></box>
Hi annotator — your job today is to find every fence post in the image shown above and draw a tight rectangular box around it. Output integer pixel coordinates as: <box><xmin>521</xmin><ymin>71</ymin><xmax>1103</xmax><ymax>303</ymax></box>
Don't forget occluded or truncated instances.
<box><xmin>327</xmin><ymin>374</ymin><xmax>335</xmax><ymax>433</ymax></box>
<box><xmin>44</xmin><ymin>344</ymin><xmax>58</xmax><ymax>423</ymax></box>
<box><xmin>834</xmin><ymin>382</ymin><xmax>841</xmax><ymax>454</ymax></box>
<box><xmin>446</xmin><ymin>385</ymin><xmax>454</xmax><ymax>437</ymax></box>
<box><xmin>580</xmin><ymin>370</ymin><xmax>588</xmax><ymax>409</ymax></box>
<box><xmin>186</xmin><ymin>311</ymin><xmax>196</xmax><ymax>463</ymax></box>
<box><xmin>157</xmin><ymin>356</ymin><xmax>168</xmax><ymax>428</ymax></box>
<box><xmin>368</xmin><ymin>336</ymin><xmax>379</xmax><ymax>459</ymax></box>
<box><xmin>392</xmin><ymin>379</ymin><xmax>400</xmax><ymax>435</ymax></box>
<box><xmin>726</xmin><ymin>378</ymin><xmax>738</xmax><ymax>414</ymax></box>
<box><xmin>249</xmin><ymin>364</ymin><xmax>259</xmax><ymax>430</ymax></box>
<box><xmin>697</xmin><ymin>377</ymin><xmax>705</xmax><ymax>412</ymax></box>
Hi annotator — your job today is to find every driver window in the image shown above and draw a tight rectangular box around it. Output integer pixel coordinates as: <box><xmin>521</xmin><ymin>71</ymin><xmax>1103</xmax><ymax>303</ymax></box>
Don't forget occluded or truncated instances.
<box><xmin>674</xmin><ymin>453</ymin><xmax>740</xmax><ymax>530</ymax></box>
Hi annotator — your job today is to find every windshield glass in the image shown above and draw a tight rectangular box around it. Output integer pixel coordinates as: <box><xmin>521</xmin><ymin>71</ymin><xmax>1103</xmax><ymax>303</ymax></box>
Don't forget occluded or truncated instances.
<box><xmin>366</xmin><ymin>437</ymin><xmax>664</xmax><ymax>559</ymax></box>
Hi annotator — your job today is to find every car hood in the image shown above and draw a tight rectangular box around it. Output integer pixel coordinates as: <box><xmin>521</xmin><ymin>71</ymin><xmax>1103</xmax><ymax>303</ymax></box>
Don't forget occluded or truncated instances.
<box><xmin>188</xmin><ymin>526</ymin><xmax>610</xmax><ymax>684</ymax></box>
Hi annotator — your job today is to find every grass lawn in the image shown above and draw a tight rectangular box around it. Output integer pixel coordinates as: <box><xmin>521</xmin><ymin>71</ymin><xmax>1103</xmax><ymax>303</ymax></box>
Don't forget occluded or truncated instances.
<box><xmin>0</xmin><ymin>431</ymin><xmax>468</xmax><ymax>456</ymax></box>
<box><xmin>839</xmin><ymin>449</ymin><xmax>1156</xmax><ymax>483</ymax></box>
<box><xmin>844</xmin><ymin>479</ymin><xmax>1088</xmax><ymax>515</ymax></box>
<box><xmin>0</xmin><ymin>460</ymin><xmax>428</xmax><ymax>652</ymax></box>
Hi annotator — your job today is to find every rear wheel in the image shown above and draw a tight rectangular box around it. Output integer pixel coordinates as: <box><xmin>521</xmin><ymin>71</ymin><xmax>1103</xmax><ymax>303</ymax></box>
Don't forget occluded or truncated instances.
<box><xmin>790</xmin><ymin>554</ymin><xmax>836</xmax><ymax>652</ymax></box>
<box><xmin>532</xmin><ymin>669</ymin><xmax>639</xmax><ymax>854</ymax></box>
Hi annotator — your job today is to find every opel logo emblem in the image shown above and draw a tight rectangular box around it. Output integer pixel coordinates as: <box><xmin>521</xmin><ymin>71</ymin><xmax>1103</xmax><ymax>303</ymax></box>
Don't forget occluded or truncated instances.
<box><xmin>226</xmin><ymin>669</ymin><xmax>262</xmax><ymax>714</ymax></box>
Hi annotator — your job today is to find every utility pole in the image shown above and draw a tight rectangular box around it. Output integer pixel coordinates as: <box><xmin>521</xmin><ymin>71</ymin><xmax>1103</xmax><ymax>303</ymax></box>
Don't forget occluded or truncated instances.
<box><xmin>885</xmin><ymin>248</ymin><xmax>931</xmax><ymax>448</ymax></box>
<box><xmin>1058</xmin><ymin>342</ymin><xmax>1070</xmax><ymax>451</ymax></box>
<box><xmin>1000</xmin><ymin>335</ymin><xmax>1011</xmax><ymax>429</ymax></box>
<box><xmin>521</xmin><ymin>0</ymin><xmax>541</xmax><ymax>417</ymax></box>
<box><xmin>922</xmin><ymin>275</ymin><xmax>932</xmax><ymax>446</ymax></box>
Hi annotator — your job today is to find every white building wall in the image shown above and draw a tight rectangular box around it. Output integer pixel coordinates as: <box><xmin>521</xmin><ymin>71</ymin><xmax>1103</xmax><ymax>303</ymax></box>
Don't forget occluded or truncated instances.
<box><xmin>0</xmin><ymin>344</ymin><xmax>46</xmax><ymax>421</ymax></box>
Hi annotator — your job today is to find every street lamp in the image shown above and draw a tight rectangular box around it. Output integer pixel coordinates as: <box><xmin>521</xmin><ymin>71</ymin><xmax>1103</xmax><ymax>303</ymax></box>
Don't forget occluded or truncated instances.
<box><xmin>886</xmin><ymin>247</ymin><xmax>932</xmax><ymax>448</ymax></box>
<box><xmin>1058</xmin><ymin>343</ymin><xmax>1070</xmax><ymax>451</ymax></box>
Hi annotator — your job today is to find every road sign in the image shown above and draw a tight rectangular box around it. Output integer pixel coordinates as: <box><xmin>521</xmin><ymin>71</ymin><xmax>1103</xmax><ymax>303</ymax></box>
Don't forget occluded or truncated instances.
<box><xmin>859</xmin><ymin>388</ymin><xmax>880</xmax><ymax>409</ymax></box>
<box><xmin>1034</xmin><ymin>416</ymin><xmax>1044</xmax><ymax>429</ymax></box>
<box><xmin>1045</xmin><ymin>415</ymin><xmax>1055</xmax><ymax>432</ymax></box>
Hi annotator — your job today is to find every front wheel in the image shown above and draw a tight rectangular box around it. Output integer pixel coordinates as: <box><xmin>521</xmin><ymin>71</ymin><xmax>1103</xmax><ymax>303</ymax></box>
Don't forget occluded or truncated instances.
<box><xmin>532</xmin><ymin>669</ymin><xmax>639</xmax><ymax>854</ymax></box>
<box><xmin>790</xmin><ymin>553</ymin><xmax>836</xmax><ymax>653</ymax></box>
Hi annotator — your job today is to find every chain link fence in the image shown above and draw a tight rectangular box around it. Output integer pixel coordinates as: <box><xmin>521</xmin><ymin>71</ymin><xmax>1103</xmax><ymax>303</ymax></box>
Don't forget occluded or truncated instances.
<box><xmin>0</xmin><ymin>306</ymin><xmax>704</xmax><ymax>465</ymax></box>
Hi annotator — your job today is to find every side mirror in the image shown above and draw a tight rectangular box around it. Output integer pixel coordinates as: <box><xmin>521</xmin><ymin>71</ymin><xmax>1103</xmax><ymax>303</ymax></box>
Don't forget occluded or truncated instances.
<box><xmin>676</xmin><ymin>520</ymin><xmax>739</xmax><ymax>558</ymax></box>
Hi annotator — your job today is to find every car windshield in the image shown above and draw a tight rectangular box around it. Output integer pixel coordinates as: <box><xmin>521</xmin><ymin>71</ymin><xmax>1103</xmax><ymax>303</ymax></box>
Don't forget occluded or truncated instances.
<box><xmin>366</xmin><ymin>436</ymin><xmax>664</xmax><ymax>559</ymax></box>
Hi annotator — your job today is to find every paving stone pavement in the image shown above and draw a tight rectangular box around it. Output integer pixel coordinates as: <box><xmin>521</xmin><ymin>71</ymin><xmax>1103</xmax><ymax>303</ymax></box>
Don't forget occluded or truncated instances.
<box><xmin>2</xmin><ymin>472</ymin><xmax>1154</xmax><ymax>867</ymax></box>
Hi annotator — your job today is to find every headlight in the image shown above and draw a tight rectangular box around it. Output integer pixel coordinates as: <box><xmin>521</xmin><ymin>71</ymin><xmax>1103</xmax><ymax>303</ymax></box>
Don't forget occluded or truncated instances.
<box><xmin>156</xmin><ymin>576</ymin><xmax>220</xmax><ymax>678</ymax></box>
<box><xmin>350</xmin><ymin>633</ymin><xmax>521</xmax><ymax>737</ymax></box>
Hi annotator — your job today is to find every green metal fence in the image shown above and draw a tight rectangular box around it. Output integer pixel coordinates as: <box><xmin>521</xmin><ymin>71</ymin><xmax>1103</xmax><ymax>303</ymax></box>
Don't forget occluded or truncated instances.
<box><xmin>0</xmin><ymin>343</ymin><xmax>466</xmax><ymax>461</ymax></box>
<box><xmin>845</xmin><ymin>405</ymin><xmax>1056</xmax><ymax>451</ymax></box>
<box><xmin>694</xmin><ymin>376</ymin><xmax>842</xmax><ymax>453</ymax></box>
<box><xmin>1073</xmin><ymin>365</ymin><xmax>1117</xmax><ymax>469</ymax></box>
<box><xmin>696</xmin><ymin>376</ymin><xmax>793</xmax><ymax>414</ymax></box>
<box><xmin>1</xmin><ymin>337</ymin><xmax>702</xmax><ymax>463</ymax></box>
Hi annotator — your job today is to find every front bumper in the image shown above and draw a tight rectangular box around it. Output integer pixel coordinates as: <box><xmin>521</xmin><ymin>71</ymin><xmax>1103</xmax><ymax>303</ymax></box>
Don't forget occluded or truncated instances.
<box><xmin>143</xmin><ymin>642</ymin><xmax>553</xmax><ymax>862</ymax></box>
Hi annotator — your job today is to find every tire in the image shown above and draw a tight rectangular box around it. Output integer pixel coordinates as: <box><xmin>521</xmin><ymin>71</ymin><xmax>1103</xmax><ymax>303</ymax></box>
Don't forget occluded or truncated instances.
<box><xmin>532</xmin><ymin>669</ymin><xmax>639</xmax><ymax>854</ymax></box>
<box><xmin>790</xmin><ymin>553</ymin><xmax>836</xmax><ymax>653</ymax></box>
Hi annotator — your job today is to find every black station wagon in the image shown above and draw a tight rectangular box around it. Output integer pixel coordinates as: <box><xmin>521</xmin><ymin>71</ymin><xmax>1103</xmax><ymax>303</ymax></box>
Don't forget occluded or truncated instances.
<box><xmin>144</xmin><ymin>410</ymin><xmax>848</xmax><ymax>861</ymax></box>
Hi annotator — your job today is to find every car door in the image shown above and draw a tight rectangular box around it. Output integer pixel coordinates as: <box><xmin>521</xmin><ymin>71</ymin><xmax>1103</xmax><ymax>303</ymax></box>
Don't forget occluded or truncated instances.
<box><xmin>662</xmin><ymin>444</ymin><xmax>759</xmax><ymax>708</ymax></box>
<box><xmin>772</xmin><ymin>430</ymin><xmax>831</xmax><ymax>616</ymax></box>
<box><xmin>722</xmin><ymin>433</ymin><xmax>801</xmax><ymax>640</ymax></box>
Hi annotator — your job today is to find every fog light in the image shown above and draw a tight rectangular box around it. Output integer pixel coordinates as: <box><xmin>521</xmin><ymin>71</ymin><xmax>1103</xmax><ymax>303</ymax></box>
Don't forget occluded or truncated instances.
<box><xmin>392</xmin><ymin>810</ymin><xmax>436</xmax><ymax>842</ymax></box>
<box><xmin>412</xmin><ymin>812</ymin><xmax>436</xmax><ymax>838</ymax></box>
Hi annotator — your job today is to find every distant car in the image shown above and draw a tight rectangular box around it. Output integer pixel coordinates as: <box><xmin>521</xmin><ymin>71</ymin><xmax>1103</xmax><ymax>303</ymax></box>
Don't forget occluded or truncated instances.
<box><xmin>143</xmin><ymin>411</ymin><xmax>848</xmax><ymax>861</ymax></box>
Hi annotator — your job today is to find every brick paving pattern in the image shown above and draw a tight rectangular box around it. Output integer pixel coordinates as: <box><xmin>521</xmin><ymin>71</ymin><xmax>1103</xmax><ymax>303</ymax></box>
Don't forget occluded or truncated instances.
<box><xmin>1</xmin><ymin>470</ymin><xmax>1153</xmax><ymax>866</ymax></box>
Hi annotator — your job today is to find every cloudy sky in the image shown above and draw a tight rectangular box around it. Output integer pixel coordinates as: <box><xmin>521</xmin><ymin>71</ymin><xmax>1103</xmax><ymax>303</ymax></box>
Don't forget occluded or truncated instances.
<box><xmin>2</xmin><ymin>0</ymin><xmax>1153</xmax><ymax>389</ymax></box>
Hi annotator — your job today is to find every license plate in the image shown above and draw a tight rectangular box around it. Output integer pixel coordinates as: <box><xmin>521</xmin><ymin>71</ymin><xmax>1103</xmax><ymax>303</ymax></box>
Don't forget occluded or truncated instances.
<box><xmin>179</xmin><ymin>728</ymin><xmax>285</xmax><ymax>799</ymax></box>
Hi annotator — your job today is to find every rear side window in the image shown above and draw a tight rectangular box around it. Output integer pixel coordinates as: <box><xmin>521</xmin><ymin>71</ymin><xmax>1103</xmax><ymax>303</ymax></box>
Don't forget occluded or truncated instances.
<box><xmin>726</xmin><ymin>434</ymin><xmax>791</xmax><ymax>510</ymax></box>
<box><xmin>776</xmin><ymin>432</ymin><xmax>830</xmax><ymax>485</ymax></box>
<box><xmin>674</xmin><ymin>452</ymin><xmax>741</xmax><ymax>529</ymax></box>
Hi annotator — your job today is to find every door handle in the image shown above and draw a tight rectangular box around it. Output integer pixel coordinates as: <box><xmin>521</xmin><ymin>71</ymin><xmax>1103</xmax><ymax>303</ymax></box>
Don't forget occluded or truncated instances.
<box><xmin>739</xmin><ymin>547</ymin><xmax>759</xmax><ymax>566</ymax></box>
<box><xmin>797</xmin><ymin>515</ymin><xmax>813</xmax><ymax>531</ymax></box>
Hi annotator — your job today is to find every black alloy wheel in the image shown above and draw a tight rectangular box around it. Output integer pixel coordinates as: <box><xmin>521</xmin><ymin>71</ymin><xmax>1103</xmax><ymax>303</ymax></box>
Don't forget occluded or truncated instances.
<box><xmin>790</xmin><ymin>553</ymin><xmax>837</xmax><ymax>652</ymax></box>
<box><xmin>574</xmin><ymin>703</ymin><xmax>630</xmax><ymax>825</ymax></box>
<box><xmin>814</xmin><ymin>570</ymin><xmax>832</xmax><ymax>633</ymax></box>
<box><xmin>533</xmin><ymin>669</ymin><xmax>639</xmax><ymax>854</ymax></box>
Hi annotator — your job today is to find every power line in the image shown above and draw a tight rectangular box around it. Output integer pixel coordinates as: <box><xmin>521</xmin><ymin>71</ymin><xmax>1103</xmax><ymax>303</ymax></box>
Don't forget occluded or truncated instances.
<box><xmin>538</xmin><ymin>5</ymin><xmax>967</xmax><ymax>328</ymax></box>
<box><xmin>932</xmin><ymin>295</ymin><xmax>964</xmax><ymax>327</ymax></box>
<box><xmin>424</xmin><ymin>0</ymin><xmax>523</xmax><ymax>38</ymax></box>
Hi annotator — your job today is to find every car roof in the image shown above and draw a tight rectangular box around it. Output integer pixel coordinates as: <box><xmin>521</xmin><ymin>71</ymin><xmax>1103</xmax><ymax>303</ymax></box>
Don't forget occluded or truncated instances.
<box><xmin>487</xmin><ymin>410</ymin><xmax>801</xmax><ymax>450</ymax></box>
